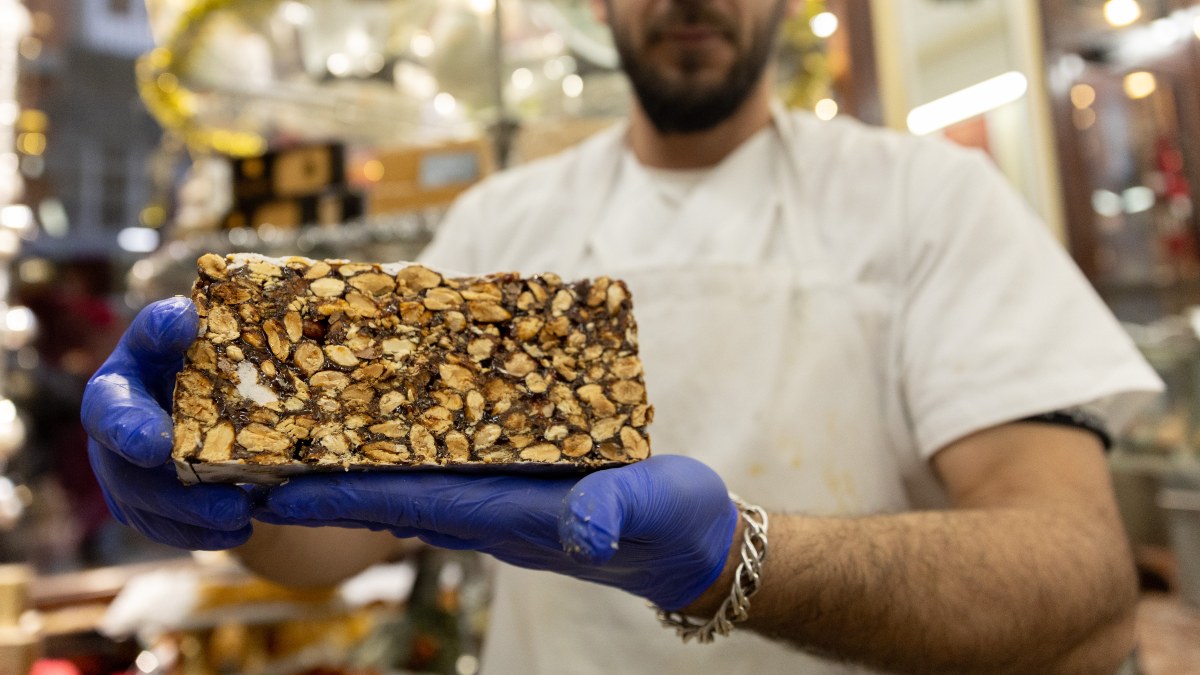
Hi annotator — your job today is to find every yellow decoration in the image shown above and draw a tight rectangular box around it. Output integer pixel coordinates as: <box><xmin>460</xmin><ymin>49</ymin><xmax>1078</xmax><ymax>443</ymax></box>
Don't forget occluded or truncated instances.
<box><xmin>16</xmin><ymin>132</ymin><xmax>45</xmax><ymax>156</ymax></box>
<box><xmin>362</xmin><ymin>159</ymin><xmax>385</xmax><ymax>182</ymax></box>
<box><xmin>136</xmin><ymin>0</ymin><xmax>269</xmax><ymax>156</ymax></box>
<box><xmin>140</xmin><ymin>204</ymin><xmax>167</xmax><ymax>228</ymax></box>
<box><xmin>778</xmin><ymin>0</ymin><xmax>834</xmax><ymax>113</ymax></box>
<box><xmin>17</xmin><ymin>109</ymin><xmax>46</xmax><ymax>133</ymax></box>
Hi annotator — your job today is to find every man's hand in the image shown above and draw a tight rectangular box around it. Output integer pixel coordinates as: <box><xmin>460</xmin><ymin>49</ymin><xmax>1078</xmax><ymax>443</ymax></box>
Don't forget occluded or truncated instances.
<box><xmin>81</xmin><ymin>298</ymin><xmax>254</xmax><ymax>550</ymax></box>
<box><xmin>257</xmin><ymin>455</ymin><xmax>738</xmax><ymax>611</ymax></box>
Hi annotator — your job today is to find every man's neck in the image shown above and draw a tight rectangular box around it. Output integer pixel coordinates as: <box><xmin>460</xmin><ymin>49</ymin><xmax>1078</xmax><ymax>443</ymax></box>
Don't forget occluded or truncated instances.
<box><xmin>626</xmin><ymin>79</ymin><xmax>774</xmax><ymax>170</ymax></box>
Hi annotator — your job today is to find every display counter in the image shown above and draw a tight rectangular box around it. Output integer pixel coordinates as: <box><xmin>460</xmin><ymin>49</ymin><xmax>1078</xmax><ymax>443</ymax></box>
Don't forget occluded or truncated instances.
<box><xmin>15</xmin><ymin>548</ymin><xmax>491</xmax><ymax>675</ymax></box>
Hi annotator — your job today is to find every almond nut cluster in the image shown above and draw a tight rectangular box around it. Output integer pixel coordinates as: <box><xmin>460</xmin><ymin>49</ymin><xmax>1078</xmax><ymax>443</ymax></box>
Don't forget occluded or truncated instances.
<box><xmin>171</xmin><ymin>253</ymin><xmax>653</xmax><ymax>484</ymax></box>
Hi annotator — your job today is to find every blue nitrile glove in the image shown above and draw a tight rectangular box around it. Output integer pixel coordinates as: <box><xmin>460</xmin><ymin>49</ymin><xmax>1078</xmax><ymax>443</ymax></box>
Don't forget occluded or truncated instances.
<box><xmin>81</xmin><ymin>297</ymin><xmax>254</xmax><ymax>550</ymax></box>
<box><xmin>258</xmin><ymin>455</ymin><xmax>737</xmax><ymax>611</ymax></box>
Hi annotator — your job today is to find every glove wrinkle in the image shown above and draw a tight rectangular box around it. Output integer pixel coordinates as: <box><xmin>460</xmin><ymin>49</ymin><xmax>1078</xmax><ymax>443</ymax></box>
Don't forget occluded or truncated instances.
<box><xmin>125</xmin><ymin>297</ymin><xmax>199</xmax><ymax>365</ymax></box>
<box><xmin>417</xmin><ymin>531</ymin><xmax>481</xmax><ymax>550</ymax></box>
<box><xmin>101</xmin><ymin>453</ymin><xmax>250</xmax><ymax>530</ymax></box>
<box><xmin>84</xmin><ymin>372</ymin><xmax>173</xmax><ymax>467</ymax></box>
<box><xmin>124</xmin><ymin>505</ymin><xmax>252</xmax><ymax>550</ymax></box>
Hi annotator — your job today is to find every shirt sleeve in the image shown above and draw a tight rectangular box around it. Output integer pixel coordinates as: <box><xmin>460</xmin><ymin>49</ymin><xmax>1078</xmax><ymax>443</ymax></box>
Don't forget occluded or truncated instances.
<box><xmin>899</xmin><ymin>143</ymin><xmax>1163</xmax><ymax>459</ymax></box>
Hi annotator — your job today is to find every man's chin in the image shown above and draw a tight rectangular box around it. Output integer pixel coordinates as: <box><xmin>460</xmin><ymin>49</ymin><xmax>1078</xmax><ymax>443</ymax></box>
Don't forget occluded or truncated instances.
<box><xmin>637</xmin><ymin>92</ymin><xmax>744</xmax><ymax>134</ymax></box>
<box><xmin>659</xmin><ymin>53</ymin><xmax>735</xmax><ymax>79</ymax></box>
<box><xmin>621</xmin><ymin>35</ymin><xmax>770</xmax><ymax>133</ymax></box>
<box><xmin>652</xmin><ymin>68</ymin><xmax>732</xmax><ymax>97</ymax></box>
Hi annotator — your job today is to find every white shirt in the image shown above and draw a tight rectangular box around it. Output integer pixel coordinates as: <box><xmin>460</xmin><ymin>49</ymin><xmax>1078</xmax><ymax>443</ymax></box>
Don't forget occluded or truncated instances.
<box><xmin>586</xmin><ymin>133</ymin><xmax>765</xmax><ymax>268</ymax></box>
<box><xmin>420</xmin><ymin>109</ymin><xmax>1162</xmax><ymax>674</ymax></box>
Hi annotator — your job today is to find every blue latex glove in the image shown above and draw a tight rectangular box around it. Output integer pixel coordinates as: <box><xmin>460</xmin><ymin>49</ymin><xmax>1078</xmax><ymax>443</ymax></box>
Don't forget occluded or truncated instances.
<box><xmin>81</xmin><ymin>297</ymin><xmax>254</xmax><ymax>550</ymax></box>
<box><xmin>258</xmin><ymin>455</ymin><xmax>737</xmax><ymax>611</ymax></box>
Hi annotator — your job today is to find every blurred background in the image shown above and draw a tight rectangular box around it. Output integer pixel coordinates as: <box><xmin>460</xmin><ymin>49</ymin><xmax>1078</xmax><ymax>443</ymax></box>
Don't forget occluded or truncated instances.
<box><xmin>0</xmin><ymin>0</ymin><xmax>1198</xmax><ymax>672</ymax></box>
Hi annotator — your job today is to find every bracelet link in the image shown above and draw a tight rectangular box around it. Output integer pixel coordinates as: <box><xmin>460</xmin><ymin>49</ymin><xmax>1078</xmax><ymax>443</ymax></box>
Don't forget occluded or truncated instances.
<box><xmin>653</xmin><ymin>493</ymin><xmax>769</xmax><ymax>644</ymax></box>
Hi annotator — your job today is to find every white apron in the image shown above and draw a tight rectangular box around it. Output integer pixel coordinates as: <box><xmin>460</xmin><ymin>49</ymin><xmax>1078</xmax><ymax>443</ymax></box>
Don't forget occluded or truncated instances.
<box><xmin>481</xmin><ymin>107</ymin><xmax>931</xmax><ymax>673</ymax></box>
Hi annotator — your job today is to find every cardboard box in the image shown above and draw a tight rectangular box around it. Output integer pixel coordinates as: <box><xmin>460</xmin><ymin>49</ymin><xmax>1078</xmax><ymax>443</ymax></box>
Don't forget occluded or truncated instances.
<box><xmin>232</xmin><ymin>144</ymin><xmax>346</xmax><ymax>202</ymax></box>
<box><xmin>224</xmin><ymin>191</ymin><xmax>364</xmax><ymax>230</ymax></box>
<box><xmin>350</xmin><ymin>139</ymin><xmax>493</xmax><ymax>215</ymax></box>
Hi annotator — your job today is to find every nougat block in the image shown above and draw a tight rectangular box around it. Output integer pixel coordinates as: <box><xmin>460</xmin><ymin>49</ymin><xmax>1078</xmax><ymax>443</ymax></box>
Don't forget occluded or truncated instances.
<box><xmin>171</xmin><ymin>253</ymin><xmax>653</xmax><ymax>484</ymax></box>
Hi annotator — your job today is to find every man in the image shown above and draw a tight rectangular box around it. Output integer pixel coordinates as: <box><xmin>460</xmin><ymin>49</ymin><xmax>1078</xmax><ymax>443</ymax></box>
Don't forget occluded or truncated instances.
<box><xmin>84</xmin><ymin>0</ymin><xmax>1162</xmax><ymax>672</ymax></box>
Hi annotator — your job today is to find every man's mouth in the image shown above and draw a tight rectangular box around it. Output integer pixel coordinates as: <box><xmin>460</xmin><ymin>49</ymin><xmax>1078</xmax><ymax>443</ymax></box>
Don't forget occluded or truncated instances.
<box><xmin>646</xmin><ymin>5</ymin><xmax>738</xmax><ymax>49</ymax></box>
<box><xmin>660</xmin><ymin>25</ymin><xmax>725</xmax><ymax>44</ymax></box>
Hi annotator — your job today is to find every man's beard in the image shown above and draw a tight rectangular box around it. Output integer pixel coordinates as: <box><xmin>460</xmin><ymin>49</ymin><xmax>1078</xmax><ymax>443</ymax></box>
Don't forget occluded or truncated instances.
<box><xmin>608</xmin><ymin>0</ymin><xmax>786</xmax><ymax>134</ymax></box>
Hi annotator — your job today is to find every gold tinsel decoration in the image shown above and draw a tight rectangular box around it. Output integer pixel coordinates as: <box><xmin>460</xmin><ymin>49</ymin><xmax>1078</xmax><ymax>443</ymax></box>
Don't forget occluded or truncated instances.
<box><xmin>136</xmin><ymin>0</ymin><xmax>270</xmax><ymax>157</ymax></box>
<box><xmin>778</xmin><ymin>0</ymin><xmax>834</xmax><ymax>111</ymax></box>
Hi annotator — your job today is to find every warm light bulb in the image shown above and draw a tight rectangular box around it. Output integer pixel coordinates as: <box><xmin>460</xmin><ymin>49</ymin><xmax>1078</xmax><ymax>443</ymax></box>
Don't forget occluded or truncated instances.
<box><xmin>511</xmin><ymin>68</ymin><xmax>533</xmax><ymax>90</ymax></box>
<box><xmin>326</xmin><ymin>53</ymin><xmax>351</xmax><ymax>77</ymax></box>
<box><xmin>0</xmin><ymin>400</ymin><xmax>17</xmax><ymax>425</ymax></box>
<box><xmin>1070</xmin><ymin>84</ymin><xmax>1096</xmax><ymax>109</ymax></box>
<box><xmin>1123</xmin><ymin>71</ymin><xmax>1157</xmax><ymax>99</ymax></box>
<box><xmin>363</xmin><ymin>160</ymin><xmax>384</xmax><ymax>182</ymax></box>
<box><xmin>0</xmin><ymin>101</ymin><xmax>16</xmax><ymax>126</ymax></box>
<box><xmin>17</xmin><ymin>109</ymin><xmax>46</xmax><ymax>133</ymax></box>
<box><xmin>0</xmin><ymin>204</ymin><xmax>32</xmax><ymax>233</ymax></box>
<box><xmin>1104</xmin><ymin>0</ymin><xmax>1142</xmax><ymax>28</ymax></box>
<box><xmin>135</xmin><ymin>651</ymin><xmax>160</xmax><ymax>674</ymax></box>
<box><xmin>139</xmin><ymin>205</ymin><xmax>165</xmax><ymax>228</ymax></box>
<box><xmin>562</xmin><ymin>74</ymin><xmax>584</xmax><ymax>98</ymax></box>
<box><xmin>281</xmin><ymin>1</ymin><xmax>310</xmax><ymax>25</ymax></box>
<box><xmin>814</xmin><ymin>98</ymin><xmax>838</xmax><ymax>121</ymax></box>
<box><xmin>434</xmin><ymin>92</ymin><xmax>458</xmax><ymax>115</ymax></box>
<box><xmin>411</xmin><ymin>32</ymin><xmax>434</xmax><ymax>58</ymax></box>
<box><xmin>3</xmin><ymin>306</ymin><xmax>35</xmax><ymax>350</ymax></box>
<box><xmin>16</xmin><ymin>132</ymin><xmax>45</xmax><ymax>156</ymax></box>
<box><xmin>810</xmin><ymin>12</ymin><xmax>838</xmax><ymax>39</ymax></box>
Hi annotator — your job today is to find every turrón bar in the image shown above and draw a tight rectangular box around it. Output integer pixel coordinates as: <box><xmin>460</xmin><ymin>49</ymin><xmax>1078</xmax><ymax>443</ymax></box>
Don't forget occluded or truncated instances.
<box><xmin>171</xmin><ymin>253</ymin><xmax>653</xmax><ymax>484</ymax></box>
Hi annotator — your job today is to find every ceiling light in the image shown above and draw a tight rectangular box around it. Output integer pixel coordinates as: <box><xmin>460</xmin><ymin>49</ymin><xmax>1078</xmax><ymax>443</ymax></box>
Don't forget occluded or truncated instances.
<box><xmin>907</xmin><ymin>72</ymin><xmax>1028</xmax><ymax>135</ymax></box>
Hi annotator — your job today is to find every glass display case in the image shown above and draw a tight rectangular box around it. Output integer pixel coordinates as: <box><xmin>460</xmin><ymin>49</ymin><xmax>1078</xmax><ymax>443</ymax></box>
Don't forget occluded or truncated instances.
<box><xmin>1042</xmin><ymin>1</ymin><xmax>1200</xmax><ymax>321</ymax></box>
<box><xmin>869</xmin><ymin>0</ymin><xmax>1065</xmax><ymax>236</ymax></box>
<box><xmin>137</xmin><ymin>0</ymin><xmax>632</xmax><ymax>160</ymax></box>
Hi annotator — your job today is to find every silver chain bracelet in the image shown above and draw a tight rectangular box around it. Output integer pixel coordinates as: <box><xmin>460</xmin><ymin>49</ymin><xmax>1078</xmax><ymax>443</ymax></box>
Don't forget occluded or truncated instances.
<box><xmin>654</xmin><ymin>494</ymin><xmax>769</xmax><ymax>644</ymax></box>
